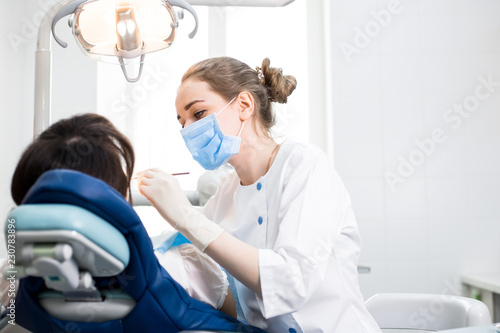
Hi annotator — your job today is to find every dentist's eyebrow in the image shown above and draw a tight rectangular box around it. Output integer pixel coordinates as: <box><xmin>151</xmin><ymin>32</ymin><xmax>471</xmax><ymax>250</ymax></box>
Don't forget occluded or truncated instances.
<box><xmin>184</xmin><ymin>99</ymin><xmax>205</xmax><ymax>111</ymax></box>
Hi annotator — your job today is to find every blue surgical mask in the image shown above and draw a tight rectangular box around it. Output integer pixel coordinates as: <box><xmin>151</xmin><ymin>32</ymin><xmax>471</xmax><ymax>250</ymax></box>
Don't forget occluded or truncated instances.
<box><xmin>180</xmin><ymin>97</ymin><xmax>245</xmax><ymax>170</ymax></box>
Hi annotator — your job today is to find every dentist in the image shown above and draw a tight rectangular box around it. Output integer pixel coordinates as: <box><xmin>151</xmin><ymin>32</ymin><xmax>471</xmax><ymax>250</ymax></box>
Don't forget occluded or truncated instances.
<box><xmin>138</xmin><ymin>57</ymin><xmax>381</xmax><ymax>332</ymax></box>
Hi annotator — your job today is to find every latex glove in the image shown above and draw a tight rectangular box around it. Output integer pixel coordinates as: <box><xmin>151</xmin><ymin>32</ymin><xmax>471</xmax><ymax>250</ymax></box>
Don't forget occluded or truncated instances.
<box><xmin>137</xmin><ymin>168</ymin><xmax>223</xmax><ymax>252</ymax></box>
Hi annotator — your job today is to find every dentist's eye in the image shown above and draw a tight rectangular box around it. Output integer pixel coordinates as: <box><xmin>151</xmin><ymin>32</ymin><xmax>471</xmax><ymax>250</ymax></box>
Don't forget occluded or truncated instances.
<box><xmin>177</xmin><ymin>118</ymin><xmax>185</xmax><ymax>129</ymax></box>
<box><xmin>194</xmin><ymin>110</ymin><xmax>206</xmax><ymax>119</ymax></box>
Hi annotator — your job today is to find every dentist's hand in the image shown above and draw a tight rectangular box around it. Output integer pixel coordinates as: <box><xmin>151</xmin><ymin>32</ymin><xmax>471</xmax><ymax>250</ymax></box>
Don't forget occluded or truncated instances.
<box><xmin>137</xmin><ymin>168</ymin><xmax>190</xmax><ymax>224</ymax></box>
<box><xmin>137</xmin><ymin>168</ymin><xmax>223</xmax><ymax>252</ymax></box>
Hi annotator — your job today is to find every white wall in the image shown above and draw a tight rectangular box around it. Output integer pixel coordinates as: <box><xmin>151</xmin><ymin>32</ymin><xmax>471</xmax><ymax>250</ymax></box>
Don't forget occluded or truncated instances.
<box><xmin>0</xmin><ymin>1</ymin><xmax>97</xmax><ymax>257</ymax></box>
<box><xmin>223</xmin><ymin>2</ymin><xmax>310</xmax><ymax>144</ymax></box>
<box><xmin>331</xmin><ymin>0</ymin><xmax>500</xmax><ymax>299</ymax></box>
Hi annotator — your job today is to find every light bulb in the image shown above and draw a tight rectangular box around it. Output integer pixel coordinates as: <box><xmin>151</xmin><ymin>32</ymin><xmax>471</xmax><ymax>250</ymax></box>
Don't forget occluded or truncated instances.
<box><xmin>115</xmin><ymin>0</ymin><xmax>143</xmax><ymax>57</ymax></box>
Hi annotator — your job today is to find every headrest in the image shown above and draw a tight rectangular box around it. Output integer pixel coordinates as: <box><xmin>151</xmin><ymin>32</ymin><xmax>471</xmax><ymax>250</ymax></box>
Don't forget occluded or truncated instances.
<box><xmin>23</xmin><ymin>169</ymin><xmax>138</xmax><ymax>237</ymax></box>
<box><xmin>21</xmin><ymin>169</ymin><xmax>155</xmax><ymax>301</ymax></box>
<box><xmin>8</xmin><ymin>203</ymin><xmax>130</xmax><ymax>275</ymax></box>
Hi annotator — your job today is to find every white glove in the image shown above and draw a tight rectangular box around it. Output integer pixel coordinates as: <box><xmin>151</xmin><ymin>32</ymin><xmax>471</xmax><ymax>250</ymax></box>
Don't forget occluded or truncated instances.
<box><xmin>137</xmin><ymin>168</ymin><xmax>224</xmax><ymax>252</ymax></box>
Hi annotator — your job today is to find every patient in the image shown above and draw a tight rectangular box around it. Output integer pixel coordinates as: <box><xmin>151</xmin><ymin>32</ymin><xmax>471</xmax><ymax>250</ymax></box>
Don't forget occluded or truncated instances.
<box><xmin>5</xmin><ymin>113</ymin><xmax>236</xmax><ymax>317</ymax></box>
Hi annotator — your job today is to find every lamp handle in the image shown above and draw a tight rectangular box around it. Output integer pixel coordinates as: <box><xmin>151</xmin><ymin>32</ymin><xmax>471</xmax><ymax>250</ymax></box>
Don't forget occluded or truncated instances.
<box><xmin>119</xmin><ymin>55</ymin><xmax>146</xmax><ymax>83</ymax></box>
<box><xmin>168</xmin><ymin>0</ymin><xmax>199</xmax><ymax>39</ymax></box>
<box><xmin>51</xmin><ymin>0</ymin><xmax>88</xmax><ymax>48</ymax></box>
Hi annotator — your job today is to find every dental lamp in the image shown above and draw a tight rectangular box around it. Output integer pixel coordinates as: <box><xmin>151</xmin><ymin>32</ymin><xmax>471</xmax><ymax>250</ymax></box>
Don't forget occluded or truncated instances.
<box><xmin>33</xmin><ymin>0</ymin><xmax>296</xmax><ymax>138</ymax></box>
<box><xmin>52</xmin><ymin>0</ymin><xmax>199</xmax><ymax>82</ymax></box>
<box><xmin>34</xmin><ymin>0</ymin><xmax>198</xmax><ymax>138</ymax></box>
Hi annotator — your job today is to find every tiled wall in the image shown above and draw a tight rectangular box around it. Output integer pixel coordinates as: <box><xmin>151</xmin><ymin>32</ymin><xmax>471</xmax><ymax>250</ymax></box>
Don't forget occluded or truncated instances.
<box><xmin>330</xmin><ymin>0</ymin><xmax>500</xmax><ymax>299</ymax></box>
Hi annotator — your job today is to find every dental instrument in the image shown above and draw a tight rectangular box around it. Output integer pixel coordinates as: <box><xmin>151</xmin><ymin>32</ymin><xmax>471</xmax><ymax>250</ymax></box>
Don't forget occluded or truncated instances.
<box><xmin>132</xmin><ymin>172</ymin><xmax>189</xmax><ymax>180</ymax></box>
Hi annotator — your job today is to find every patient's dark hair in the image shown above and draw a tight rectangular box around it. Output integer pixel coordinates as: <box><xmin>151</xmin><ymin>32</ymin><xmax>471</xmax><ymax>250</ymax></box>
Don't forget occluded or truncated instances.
<box><xmin>11</xmin><ymin>113</ymin><xmax>135</xmax><ymax>205</ymax></box>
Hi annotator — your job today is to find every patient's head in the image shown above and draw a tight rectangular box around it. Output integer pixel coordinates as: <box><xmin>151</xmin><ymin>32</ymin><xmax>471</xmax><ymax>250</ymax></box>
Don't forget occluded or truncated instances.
<box><xmin>11</xmin><ymin>113</ymin><xmax>135</xmax><ymax>205</ymax></box>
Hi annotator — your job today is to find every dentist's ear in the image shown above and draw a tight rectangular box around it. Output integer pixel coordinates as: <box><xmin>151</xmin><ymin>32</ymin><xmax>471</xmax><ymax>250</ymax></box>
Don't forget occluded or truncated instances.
<box><xmin>236</xmin><ymin>91</ymin><xmax>255</xmax><ymax>121</ymax></box>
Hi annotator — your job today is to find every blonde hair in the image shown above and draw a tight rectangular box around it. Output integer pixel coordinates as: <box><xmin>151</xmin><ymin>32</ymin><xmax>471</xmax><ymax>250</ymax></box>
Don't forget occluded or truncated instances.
<box><xmin>182</xmin><ymin>57</ymin><xmax>297</xmax><ymax>136</ymax></box>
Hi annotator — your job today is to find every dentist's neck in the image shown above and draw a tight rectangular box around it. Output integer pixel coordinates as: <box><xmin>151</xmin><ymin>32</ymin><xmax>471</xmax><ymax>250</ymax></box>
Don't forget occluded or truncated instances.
<box><xmin>229</xmin><ymin>125</ymin><xmax>277</xmax><ymax>186</ymax></box>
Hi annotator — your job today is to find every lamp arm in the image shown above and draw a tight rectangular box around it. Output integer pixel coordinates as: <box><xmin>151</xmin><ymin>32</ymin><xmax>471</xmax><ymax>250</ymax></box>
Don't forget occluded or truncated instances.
<box><xmin>168</xmin><ymin>0</ymin><xmax>199</xmax><ymax>38</ymax></box>
<box><xmin>51</xmin><ymin>0</ymin><xmax>88</xmax><ymax>48</ymax></box>
<box><xmin>34</xmin><ymin>0</ymin><xmax>87</xmax><ymax>139</ymax></box>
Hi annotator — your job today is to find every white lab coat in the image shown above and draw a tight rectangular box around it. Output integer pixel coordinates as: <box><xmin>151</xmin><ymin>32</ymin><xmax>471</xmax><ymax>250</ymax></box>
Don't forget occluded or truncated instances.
<box><xmin>202</xmin><ymin>139</ymin><xmax>381</xmax><ymax>333</ymax></box>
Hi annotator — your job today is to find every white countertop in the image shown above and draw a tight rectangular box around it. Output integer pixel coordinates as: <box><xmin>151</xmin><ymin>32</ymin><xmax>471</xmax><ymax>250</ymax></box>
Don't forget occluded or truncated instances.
<box><xmin>440</xmin><ymin>324</ymin><xmax>500</xmax><ymax>332</ymax></box>
<box><xmin>381</xmin><ymin>327</ymin><xmax>500</xmax><ymax>333</ymax></box>
<box><xmin>462</xmin><ymin>273</ymin><xmax>500</xmax><ymax>294</ymax></box>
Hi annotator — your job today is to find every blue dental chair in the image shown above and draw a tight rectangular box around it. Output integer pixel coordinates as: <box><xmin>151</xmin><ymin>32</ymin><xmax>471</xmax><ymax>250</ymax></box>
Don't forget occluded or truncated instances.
<box><xmin>3</xmin><ymin>169</ymin><xmax>265</xmax><ymax>333</ymax></box>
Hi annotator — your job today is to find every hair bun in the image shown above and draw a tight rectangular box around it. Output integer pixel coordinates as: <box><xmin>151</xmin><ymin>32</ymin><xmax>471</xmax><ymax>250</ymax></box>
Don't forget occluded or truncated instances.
<box><xmin>257</xmin><ymin>58</ymin><xmax>297</xmax><ymax>104</ymax></box>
